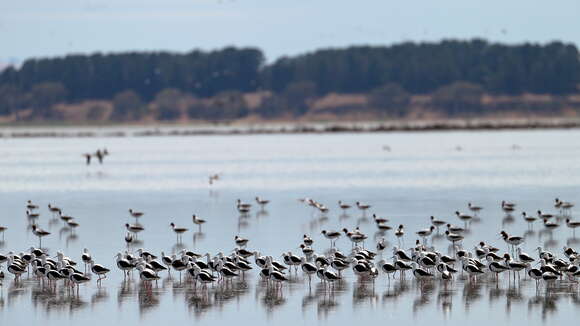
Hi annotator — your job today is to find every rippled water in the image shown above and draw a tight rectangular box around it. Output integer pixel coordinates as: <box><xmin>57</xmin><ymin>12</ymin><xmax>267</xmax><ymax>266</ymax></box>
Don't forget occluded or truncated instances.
<box><xmin>1</xmin><ymin>129</ymin><xmax>580</xmax><ymax>325</ymax></box>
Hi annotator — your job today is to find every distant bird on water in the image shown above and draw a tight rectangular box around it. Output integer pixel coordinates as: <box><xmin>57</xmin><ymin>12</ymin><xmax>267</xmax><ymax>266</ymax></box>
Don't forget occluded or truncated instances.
<box><xmin>192</xmin><ymin>214</ymin><xmax>206</xmax><ymax>231</ymax></box>
<box><xmin>32</xmin><ymin>224</ymin><xmax>50</xmax><ymax>247</ymax></box>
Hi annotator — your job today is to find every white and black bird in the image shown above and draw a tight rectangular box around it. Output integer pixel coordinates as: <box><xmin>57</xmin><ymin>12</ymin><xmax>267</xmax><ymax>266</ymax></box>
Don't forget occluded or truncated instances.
<box><xmin>192</xmin><ymin>214</ymin><xmax>206</xmax><ymax>231</ymax></box>
<box><xmin>125</xmin><ymin>223</ymin><xmax>144</xmax><ymax>237</ymax></box>
<box><xmin>235</xmin><ymin>235</ymin><xmax>249</xmax><ymax>247</ymax></box>
<box><xmin>321</xmin><ymin>230</ymin><xmax>341</xmax><ymax>247</ymax></box>
<box><xmin>170</xmin><ymin>223</ymin><xmax>188</xmax><ymax>242</ymax></box>
<box><xmin>129</xmin><ymin>209</ymin><xmax>144</xmax><ymax>219</ymax></box>
<box><xmin>90</xmin><ymin>261</ymin><xmax>110</xmax><ymax>285</ymax></box>
<box><xmin>356</xmin><ymin>201</ymin><xmax>371</xmax><ymax>212</ymax></box>
<box><xmin>31</xmin><ymin>225</ymin><xmax>50</xmax><ymax>247</ymax></box>
<box><xmin>255</xmin><ymin>197</ymin><xmax>270</xmax><ymax>208</ymax></box>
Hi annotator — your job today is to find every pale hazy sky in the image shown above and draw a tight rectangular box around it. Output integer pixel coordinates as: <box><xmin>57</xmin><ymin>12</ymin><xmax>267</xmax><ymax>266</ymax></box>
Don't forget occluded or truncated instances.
<box><xmin>1</xmin><ymin>0</ymin><xmax>578</xmax><ymax>63</ymax></box>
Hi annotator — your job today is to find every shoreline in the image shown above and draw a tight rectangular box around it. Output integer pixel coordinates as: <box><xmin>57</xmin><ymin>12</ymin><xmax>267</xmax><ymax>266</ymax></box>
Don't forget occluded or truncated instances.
<box><xmin>1</xmin><ymin>117</ymin><xmax>579</xmax><ymax>138</ymax></box>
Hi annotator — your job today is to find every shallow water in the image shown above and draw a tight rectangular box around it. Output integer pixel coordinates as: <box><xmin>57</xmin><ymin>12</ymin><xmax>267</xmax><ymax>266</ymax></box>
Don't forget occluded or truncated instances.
<box><xmin>1</xmin><ymin>130</ymin><xmax>580</xmax><ymax>325</ymax></box>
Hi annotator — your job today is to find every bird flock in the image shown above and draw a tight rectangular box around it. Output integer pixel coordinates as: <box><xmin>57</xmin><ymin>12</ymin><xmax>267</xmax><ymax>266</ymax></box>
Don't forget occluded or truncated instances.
<box><xmin>2</xmin><ymin>196</ymin><xmax>580</xmax><ymax>300</ymax></box>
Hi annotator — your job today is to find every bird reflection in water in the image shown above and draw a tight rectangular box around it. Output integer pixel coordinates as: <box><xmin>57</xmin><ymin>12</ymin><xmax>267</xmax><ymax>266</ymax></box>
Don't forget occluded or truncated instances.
<box><xmin>117</xmin><ymin>279</ymin><xmax>136</xmax><ymax>308</ymax></box>
<box><xmin>412</xmin><ymin>281</ymin><xmax>435</xmax><ymax>315</ymax></box>
<box><xmin>523</xmin><ymin>229</ymin><xmax>536</xmax><ymax>240</ymax></box>
<box><xmin>352</xmin><ymin>280</ymin><xmax>378</xmax><ymax>308</ymax></box>
<box><xmin>66</xmin><ymin>233</ymin><xmax>78</xmax><ymax>248</ymax></box>
<box><xmin>488</xmin><ymin>285</ymin><xmax>504</xmax><ymax>304</ymax></box>
<box><xmin>237</xmin><ymin>218</ymin><xmax>249</xmax><ymax>232</ymax></box>
<box><xmin>316</xmin><ymin>290</ymin><xmax>338</xmax><ymax>320</ymax></box>
<box><xmin>528</xmin><ymin>293</ymin><xmax>559</xmax><ymax>321</ymax></box>
<box><xmin>48</xmin><ymin>217</ymin><xmax>61</xmax><ymax>228</ymax></box>
<box><xmin>192</xmin><ymin>231</ymin><xmax>205</xmax><ymax>246</ymax></box>
<box><xmin>59</xmin><ymin>226</ymin><xmax>70</xmax><ymax>240</ymax></box>
<box><xmin>462</xmin><ymin>280</ymin><xmax>483</xmax><ymax>312</ymax></box>
<box><xmin>338</xmin><ymin>213</ymin><xmax>350</xmax><ymax>223</ymax></box>
<box><xmin>138</xmin><ymin>284</ymin><xmax>160</xmax><ymax>317</ymax></box>
<box><xmin>505</xmin><ymin>284</ymin><xmax>524</xmax><ymax>315</ymax></box>
<box><xmin>91</xmin><ymin>287</ymin><xmax>108</xmax><ymax>307</ymax></box>
<box><xmin>255</xmin><ymin>280</ymin><xmax>287</xmax><ymax>317</ymax></box>
<box><xmin>187</xmin><ymin>290</ymin><xmax>213</xmax><ymax>319</ymax></box>
<box><xmin>567</xmin><ymin>236</ymin><xmax>580</xmax><ymax>246</ymax></box>
<box><xmin>436</xmin><ymin>288</ymin><xmax>454</xmax><ymax>319</ymax></box>
<box><xmin>256</xmin><ymin>209</ymin><xmax>269</xmax><ymax>219</ymax></box>
<box><xmin>172</xmin><ymin>242</ymin><xmax>186</xmax><ymax>253</ymax></box>
<box><xmin>502</xmin><ymin>214</ymin><xmax>515</xmax><ymax>227</ymax></box>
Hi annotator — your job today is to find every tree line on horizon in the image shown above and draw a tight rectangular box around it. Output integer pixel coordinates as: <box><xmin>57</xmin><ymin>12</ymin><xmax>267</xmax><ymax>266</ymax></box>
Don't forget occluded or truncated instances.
<box><xmin>0</xmin><ymin>39</ymin><xmax>579</xmax><ymax>120</ymax></box>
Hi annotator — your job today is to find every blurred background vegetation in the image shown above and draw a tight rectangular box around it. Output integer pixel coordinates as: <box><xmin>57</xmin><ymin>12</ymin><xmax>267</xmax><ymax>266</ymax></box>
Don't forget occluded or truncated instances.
<box><xmin>1</xmin><ymin>39</ymin><xmax>579</xmax><ymax>123</ymax></box>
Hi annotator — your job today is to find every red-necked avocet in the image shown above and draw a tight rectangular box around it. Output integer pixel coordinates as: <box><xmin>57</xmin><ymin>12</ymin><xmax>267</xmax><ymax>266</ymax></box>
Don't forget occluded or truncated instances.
<box><xmin>356</xmin><ymin>201</ymin><xmax>371</xmax><ymax>213</ymax></box>
<box><xmin>31</xmin><ymin>224</ymin><xmax>50</xmax><ymax>247</ymax></box>
<box><xmin>411</xmin><ymin>262</ymin><xmax>434</xmax><ymax>282</ymax></box>
<box><xmin>255</xmin><ymin>197</ymin><xmax>270</xmax><ymax>208</ymax></box>
<box><xmin>125</xmin><ymin>222</ymin><xmax>144</xmax><ymax>235</ymax></box>
<box><xmin>377</xmin><ymin>259</ymin><xmax>397</xmax><ymax>281</ymax></box>
<box><xmin>90</xmin><ymin>261</ymin><xmax>110</xmax><ymax>285</ymax></box>
<box><xmin>394</xmin><ymin>225</ymin><xmax>405</xmax><ymax>245</ymax></box>
<box><xmin>376</xmin><ymin>237</ymin><xmax>386</xmax><ymax>253</ymax></box>
<box><xmin>321</xmin><ymin>230</ymin><xmax>341</xmax><ymax>247</ymax></box>
<box><xmin>555</xmin><ymin>198</ymin><xmax>574</xmax><ymax>215</ymax></box>
<box><xmin>501</xmin><ymin>201</ymin><xmax>515</xmax><ymax>213</ymax></box>
<box><xmin>322</xmin><ymin>266</ymin><xmax>341</xmax><ymax>288</ymax></box>
<box><xmin>170</xmin><ymin>223</ymin><xmax>188</xmax><ymax>242</ymax></box>
<box><xmin>115</xmin><ymin>252</ymin><xmax>135</xmax><ymax>278</ymax></box>
<box><xmin>516</xmin><ymin>248</ymin><xmax>535</xmax><ymax>264</ymax></box>
<box><xmin>235</xmin><ymin>235</ymin><xmax>249</xmax><ymax>247</ymax></box>
<box><xmin>48</xmin><ymin>204</ymin><xmax>62</xmax><ymax>216</ymax></box>
<box><xmin>565</xmin><ymin>218</ymin><xmax>580</xmax><ymax>235</ymax></box>
<box><xmin>192</xmin><ymin>214</ymin><xmax>206</xmax><ymax>231</ymax></box>
<box><xmin>26</xmin><ymin>200</ymin><xmax>39</xmax><ymax>210</ymax></box>
<box><xmin>468</xmin><ymin>202</ymin><xmax>483</xmax><ymax>216</ymax></box>
<box><xmin>446</xmin><ymin>223</ymin><xmax>464</xmax><ymax>233</ymax></box>
<box><xmin>455</xmin><ymin>211</ymin><xmax>473</xmax><ymax>226</ymax></box>
<box><xmin>300</xmin><ymin>257</ymin><xmax>317</xmax><ymax>286</ymax></box>
<box><xmin>338</xmin><ymin>201</ymin><xmax>351</xmax><ymax>213</ymax></box>
<box><xmin>445</xmin><ymin>230</ymin><xmax>464</xmax><ymax>245</ymax></box>
<box><xmin>136</xmin><ymin>264</ymin><xmax>160</xmax><ymax>289</ymax></box>
<box><xmin>500</xmin><ymin>231</ymin><xmax>524</xmax><ymax>251</ymax></box>
<box><xmin>543</xmin><ymin>218</ymin><xmax>559</xmax><ymax>230</ymax></box>
<box><xmin>522</xmin><ymin>212</ymin><xmax>537</xmax><ymax>227</ymax></box>
<box><xmin>373</xmin><ymin>214</ymin><xmax>389</xmax><ymax>224</ymax></box>
<box><xmin>503</xmin><ymin>253</ymin><xmax>526</xmax><ymax>280</ymax></box>
<box><xmin>129</xmin><ymin>209</ymin><xmax>144</xmax><ymax>219</ymax></box>
<box><xmin>416</xmin><ymin>226</ymin><xmax>435</xmax><ymax>243</ymax></box>
<box><xmin>299</xmin><ymin>244</ymin><xmax>314</xmax><ymax>256</ymax></box>
<box><xmin>69</xmin><ymin>272</ymin><xmax>91</xmax><ymax>293</ymax></box>
<box><xmin>430</xmin><ymin>216</ymin><xmax>446</xmax><ymax>230</ymax></box>
<box><xmin>26</xmin><ymin>210</ymin><xmax>39</xmax><ymax>219</ymax></box>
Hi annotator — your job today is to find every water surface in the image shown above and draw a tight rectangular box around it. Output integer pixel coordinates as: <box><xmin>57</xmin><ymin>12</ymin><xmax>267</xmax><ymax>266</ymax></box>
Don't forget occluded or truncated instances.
<box><xmin>1</xmin><ymin>130</ymin><xmax>579</xmax><ymax>325</ymax></box>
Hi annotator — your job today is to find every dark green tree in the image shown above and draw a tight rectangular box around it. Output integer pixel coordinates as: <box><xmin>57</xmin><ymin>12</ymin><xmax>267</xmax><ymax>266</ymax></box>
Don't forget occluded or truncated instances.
<box><xmin>281</xmin><ymin>81</ymin><xmax>317</xmax><ymax>115</ymax></box>
<box><xmin>29</xmin><ymin>82</ymin><xmax>68</xmax><ymax>117</ymax></box>
<box><xmin>189</xmin><ymin>91</ymin><xmax>248</xmax><ymax>121</ymax></box>
<box><xmin>256</xmin><ymin>94</ymin><xmax>289</xmax><ymax>119</ymax></box>
<box><xmin>155</xmin><ymin>88</ymin><xmax>182</xmax><ymax>120</ymax></box>
<box><xmin>112</xmin><ymin>90</ymin><xmax>144</xmax><ymax>121</ymax></box>
<box><xmin>432</xmin><ymin>81</ymin><xmax>485</xmax><ymax>115</ymax></box>
<box><xmin>0</xmin><ymin>84</ymin><xmax>26</xmax><ymax>115</ymax></box>
<box><xmin>369</xmin><ymin>83</ymin><xmax>410</xmax><ymax>117</ymax></box>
